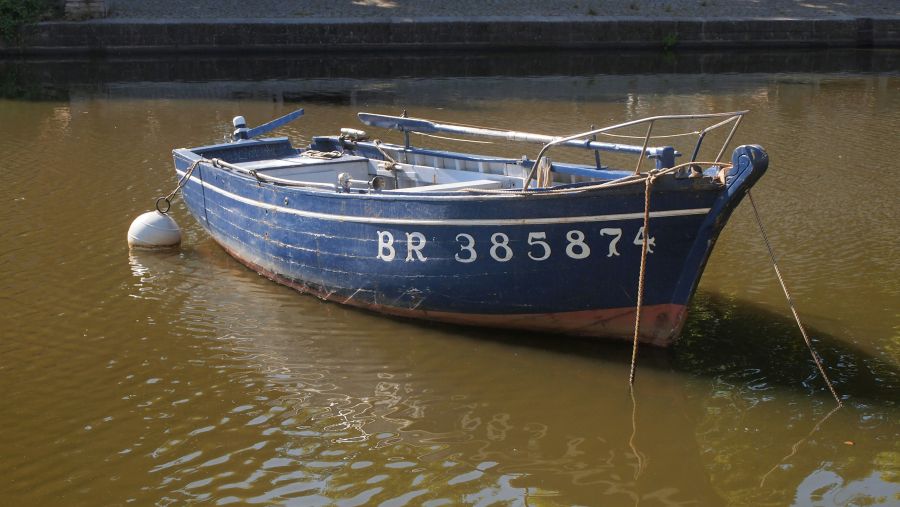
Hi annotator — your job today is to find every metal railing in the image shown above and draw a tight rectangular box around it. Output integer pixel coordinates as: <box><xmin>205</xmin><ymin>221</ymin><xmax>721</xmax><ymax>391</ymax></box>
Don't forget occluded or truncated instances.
<box><xmin>357</xmin><ymin>110</ymin><xmax>748</xmax><ymax>190</ymax></box>
<box><xmin>521</xmin><ymin>111</ymin><xmax>747</xmax><ymax>189</ymax></box>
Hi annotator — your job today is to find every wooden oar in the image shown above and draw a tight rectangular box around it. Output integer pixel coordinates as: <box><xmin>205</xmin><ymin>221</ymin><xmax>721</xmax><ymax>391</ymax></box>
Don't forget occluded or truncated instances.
<box><xmin>357</xmin><ymin>112</ymin><xmax>653</xmax><ymax>156</ymax></box>
<box><xmin>247</xmin><ymin>109</ymin><xmax>305</xmax><ymax>139</ymax></box>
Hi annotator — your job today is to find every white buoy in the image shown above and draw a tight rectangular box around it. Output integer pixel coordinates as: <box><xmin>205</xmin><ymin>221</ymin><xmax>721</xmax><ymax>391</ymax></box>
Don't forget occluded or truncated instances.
<box><xmin>127</xmin><ymin>211</ymin><xmax>182</xmax><ymax>248</ymax></box>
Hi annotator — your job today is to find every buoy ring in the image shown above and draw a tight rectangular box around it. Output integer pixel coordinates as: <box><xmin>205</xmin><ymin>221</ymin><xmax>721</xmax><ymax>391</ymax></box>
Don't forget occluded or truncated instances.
<box><xmin>155</xmin><ymin>197</ymin><xmax>171</xmax><ymax>214</ymax></box>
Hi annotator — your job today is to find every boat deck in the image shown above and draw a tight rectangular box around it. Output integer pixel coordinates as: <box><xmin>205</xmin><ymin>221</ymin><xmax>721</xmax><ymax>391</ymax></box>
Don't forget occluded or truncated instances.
<box><xmin>226</xmin><ymin>146</ymin><xmax>526</xmax><ymax>192</ymax></box>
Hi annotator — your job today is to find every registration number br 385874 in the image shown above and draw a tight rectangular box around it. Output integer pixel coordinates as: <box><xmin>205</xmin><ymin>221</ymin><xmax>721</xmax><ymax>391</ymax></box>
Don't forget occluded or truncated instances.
<box><xmin>375</xmin><ymin>228</ymin><xmax>656</xmax><ymax>263</ymax></box>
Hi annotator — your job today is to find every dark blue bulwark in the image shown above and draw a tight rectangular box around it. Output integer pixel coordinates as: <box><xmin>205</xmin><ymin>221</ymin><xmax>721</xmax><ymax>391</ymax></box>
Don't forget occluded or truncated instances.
<box><xmin>172</xmin><ymin>133</ymin><xmax>766</xmax><ymax>344</ymax></box>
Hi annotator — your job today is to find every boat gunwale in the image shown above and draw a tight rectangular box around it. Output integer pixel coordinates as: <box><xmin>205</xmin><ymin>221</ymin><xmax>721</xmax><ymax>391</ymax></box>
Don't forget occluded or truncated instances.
<box><xmin>172</xmin><ymin>163</ymin><xmax>716</xmax><ymax>226</ymax></box>
<box><xmin>172</xmin><ymin>141</ymin><xmax>723</xmax><ymax>203</ymax></box>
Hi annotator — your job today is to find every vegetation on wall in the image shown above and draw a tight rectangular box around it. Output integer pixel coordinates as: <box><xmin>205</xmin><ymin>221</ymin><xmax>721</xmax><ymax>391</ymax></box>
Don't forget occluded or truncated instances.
<box><xmin>0</xmin><ymin>0</ymin><xmax>60</xmax><ymax>43</ymax></box>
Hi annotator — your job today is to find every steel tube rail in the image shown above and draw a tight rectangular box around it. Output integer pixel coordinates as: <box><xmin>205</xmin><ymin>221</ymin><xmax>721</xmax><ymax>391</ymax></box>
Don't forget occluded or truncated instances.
<box><xmin>521</xmin><ymin>111</ymin><xmax>748</xmax><ymax>189</ymax></box>
<box><xmin>357</xmin><ymin>111</ymin><xmax>747</xmax><ymax>190</ymax></box>
<box><xmin>714</xmin><ymin>114</ymin><xmax>744</xmax><ymax>164</ymax></box>
<box><xmin>633</xmin><ymin>121</ymin><xmax>655</xmax><ymax>175</ymax></box>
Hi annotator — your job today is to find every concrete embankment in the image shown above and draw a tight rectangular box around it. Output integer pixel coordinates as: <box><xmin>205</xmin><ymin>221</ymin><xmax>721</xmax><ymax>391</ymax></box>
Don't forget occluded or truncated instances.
<box><xmin>3</xmin><ymin>16</ymin><xmax>899</xmax><ymax>55</ymax></box>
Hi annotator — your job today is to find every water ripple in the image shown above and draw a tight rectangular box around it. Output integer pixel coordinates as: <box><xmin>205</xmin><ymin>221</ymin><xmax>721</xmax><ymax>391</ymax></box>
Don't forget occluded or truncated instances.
<box><xmin>2</xmin><ymin>71</ymin><xmax>899</xmax><ymax>506</ymax></box>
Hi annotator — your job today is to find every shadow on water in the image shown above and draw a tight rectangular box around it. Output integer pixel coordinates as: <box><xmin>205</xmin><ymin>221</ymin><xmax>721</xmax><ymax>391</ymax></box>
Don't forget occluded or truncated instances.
<box><xmin>412</xmin><ymin>291</ymin><xmax>898</xmax><ymax>407</ymax></box>
<box><xmin>125</xmin><ymin>244</ymin><xmax>899</xmax><ymax>506</ymax></box>
<box><xmin>134</xmin><ymin>240</ymin><xmax>898</xmax><ymax>408</ymax></box>
<box><xmin>675</xmin><ymin>292</ymin><xmax>897</xmax><ymax>405</ymax></box>
<box><xmin>148</xmin><ymin>231</ymin><xmax>897</xmax><ymax>409</ymax></box>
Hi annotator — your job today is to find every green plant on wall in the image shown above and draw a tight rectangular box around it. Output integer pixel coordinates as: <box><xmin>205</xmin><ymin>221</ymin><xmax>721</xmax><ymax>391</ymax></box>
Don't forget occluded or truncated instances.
<box><xmin>662</xmin><ymin>32</ymin><xmax>679</xmax><ymax>51</ymax></box>
<box><xmin>0</xmin><ymin>0</ymin><xmax>59</xmax><ymax>43</ymax></box>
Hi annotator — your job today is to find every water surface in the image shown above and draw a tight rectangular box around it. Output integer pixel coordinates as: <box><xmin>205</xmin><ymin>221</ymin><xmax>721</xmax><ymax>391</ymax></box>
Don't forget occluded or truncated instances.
<box><xmin>0</xmin><ymin>50</ymin><xmax>897</xmax><ymax>506</ymax></box>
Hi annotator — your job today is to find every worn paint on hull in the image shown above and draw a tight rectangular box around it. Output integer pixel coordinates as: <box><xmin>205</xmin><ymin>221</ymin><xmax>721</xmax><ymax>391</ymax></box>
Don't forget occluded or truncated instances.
<box><xmin>172</xmin><ymin>135</ymin><xmax>767</xmax><ymax>346</ymax></box>
<box><xmin>219</xmin><ymin>242</ymin><xmax>688</xmax><ymax>346</ymax></box>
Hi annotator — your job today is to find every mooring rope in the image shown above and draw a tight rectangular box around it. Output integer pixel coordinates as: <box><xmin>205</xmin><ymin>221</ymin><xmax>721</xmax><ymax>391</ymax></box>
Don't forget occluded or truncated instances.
<box><xmin>747</xmin><ymin>190</ymin><xmax>842</xmax><ymax>407</ymax></box>
<box><xmin>156</xmin><ymin>158</ymin><xmax>205</xmax><ymax>214</ymax></box>
<box><xmin>629</xmin><ymin>171</ymin><xmax>656</xmax><ymax>385</ymax></box>
<box><xmin>301</xmin><ymin>150</ymin><xmax>343</xmax><ymax>159</ymax></box>
<box><xmin>372</xmin><ymin>140</ymin><xmax>399</xmax><ymax>166</ymax></box>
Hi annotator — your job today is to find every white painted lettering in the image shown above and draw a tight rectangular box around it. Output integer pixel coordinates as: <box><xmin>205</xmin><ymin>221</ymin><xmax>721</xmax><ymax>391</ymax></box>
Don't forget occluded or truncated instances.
<box><xmin>600</xmin><ymin>228</ymin><xmax>622</xmax><ymax>257</ymax></box>
<box><xmin>381</xmin><ymin>227</ymin><xmax>658</xmax><ymax>265</ymax></box>
<box><xmin>377</xmin><ymin>230</ymin><xmax>396</xmax><ymax>261</ymax></box>
<box><xmin>633</xmin><ymin>227</ymin><xmax>656</xmax><ymax>253</ymax></box>
<box><xmin>405</xmin><ymin>232</ymin><xmax>427</xmax><ymax>262</ymax></box>
<box><xmin>565</xmin><ymin>230</ymin><xmax>590</xmax><ymax>259</ymax></box>
<box><xmin>455</xmin><ymin>233</ymin><xmax>477</xmax><ymax>263</ymax></box>
<box><xmin>527</xmin><ymin>232</ymin><xmax>551</xmax><ymax>261</ymax></box>
<box><xmin>489</xmin><ymin>233</ymin><xmax>513</xmax><ymax>262</ymax></box>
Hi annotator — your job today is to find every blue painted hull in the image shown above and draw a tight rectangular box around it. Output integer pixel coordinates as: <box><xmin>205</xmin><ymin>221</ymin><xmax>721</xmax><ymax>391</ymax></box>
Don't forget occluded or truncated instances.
<box><xmin>172</xmin><ymin>137</ymin><xmax>767</xmax><ymax>346</ymax></box>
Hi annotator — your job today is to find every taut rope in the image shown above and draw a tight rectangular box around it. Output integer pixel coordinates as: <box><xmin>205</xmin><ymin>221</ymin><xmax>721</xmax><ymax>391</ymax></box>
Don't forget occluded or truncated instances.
<box><xmin>747</xmin><ymin>191</ymin><xmax>842</xmax><ymax>406</ymax></box>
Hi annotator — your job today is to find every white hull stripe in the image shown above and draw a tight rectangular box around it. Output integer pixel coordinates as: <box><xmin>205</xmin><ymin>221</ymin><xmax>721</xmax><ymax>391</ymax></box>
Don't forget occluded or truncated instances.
<box><xmin>176</xmin><ymin>169</ymin><xmax>711</xmax><ymax>226</ymax></box>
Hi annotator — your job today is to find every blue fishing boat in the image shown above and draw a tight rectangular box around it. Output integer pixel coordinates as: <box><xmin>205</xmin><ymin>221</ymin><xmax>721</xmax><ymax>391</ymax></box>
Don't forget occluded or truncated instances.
<box><xmin>170</xmin><ymin>109</ymin><xmax>767</xmax><ymax>346</ymax></box>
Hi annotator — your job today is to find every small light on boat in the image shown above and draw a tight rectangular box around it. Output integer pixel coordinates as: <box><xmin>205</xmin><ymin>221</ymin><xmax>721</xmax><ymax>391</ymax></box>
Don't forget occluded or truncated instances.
<box><xmin>127</xmin><ymin>211</ymin><xmax>182</xmax><ymax>249</ymax></box>
<box><xmin>232</xmin><ymin>115</ymin><xmax>249</xmax><ymax>141</ymax></box>
<box><xmin>340</xmin><ymin>128</ymin><xmax>368</xmax><ymax>141</ymax></box>
<box><xmin>338</xmin><ymin>172</ymin><xmax>352</xmax><ymax>192</ymax></box>
<box><xmin>369</xmin><ymin>176</ymin><xmax>386</xmax><ymax>191</ymax></box>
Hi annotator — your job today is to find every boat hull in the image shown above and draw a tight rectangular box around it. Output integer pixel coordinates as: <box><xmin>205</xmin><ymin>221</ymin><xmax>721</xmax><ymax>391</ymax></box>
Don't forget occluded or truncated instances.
<box><xmin>219</xmin><ymin>240</ymin><xmax>687</xmax><ymax>346</ymax></box>
<box><xmin>173</xmin><ymin>142</ymin><xmax>767</xmax><ymax>346</ymax></box>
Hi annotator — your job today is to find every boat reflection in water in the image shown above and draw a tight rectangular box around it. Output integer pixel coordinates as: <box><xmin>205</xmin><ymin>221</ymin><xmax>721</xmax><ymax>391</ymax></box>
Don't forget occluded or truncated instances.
<box><xmin>127</xmin><ymin>242</ymin><xmax>898</xmax><ymax>505</ymax></box>
<box><xmin>128</xmin><ymin>244</ymin><xmax>724</xmax><ymax>505</ymax></box>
